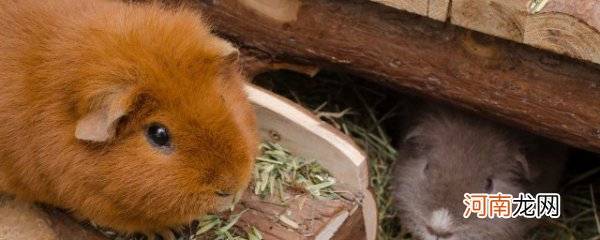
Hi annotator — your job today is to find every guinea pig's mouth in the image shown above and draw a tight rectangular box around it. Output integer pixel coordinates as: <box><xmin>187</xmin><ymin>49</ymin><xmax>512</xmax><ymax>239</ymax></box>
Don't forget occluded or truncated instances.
<box><xmin>234</xmin><ymin>189</ymin><xmax>244</xmax><ymax>202</ymax></box>
<box><xmin>210</xmin><ymin>189</ymin><xmax>244</xmax><ymax>212</ymax></box>
<box><xmin>417</xmin><ymin>208</ymin><xmax>456</xmax><ymax>240</ymax></box>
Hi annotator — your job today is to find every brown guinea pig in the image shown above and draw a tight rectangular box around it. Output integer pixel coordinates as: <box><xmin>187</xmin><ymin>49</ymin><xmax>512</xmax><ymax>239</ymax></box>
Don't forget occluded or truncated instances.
<box><xmin>392</xmin><ymin>105</ymin><xmax>566</xmax><ymax>240</ymax></box>
<box><xmin>0</xmin><ymin>0</ymin><xmax>258</xmax><ymax>236</ymax></box>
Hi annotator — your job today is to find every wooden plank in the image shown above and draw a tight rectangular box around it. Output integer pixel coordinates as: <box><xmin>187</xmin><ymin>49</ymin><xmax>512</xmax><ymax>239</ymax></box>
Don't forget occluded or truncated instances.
<box><xmin>524</xmin><ymin>0</ymin><xmax>600</xmax><ymax>64</ymax></box>
<box><xmin>231</xmin><ymin>190</ymin><xmax>352</xmax><ymax>240</ymax></box>
<box><xmin>371</xmin><ymin>0</ymin><xmax>428</xmax><ymax>16</ymax></box>
<box><xmin>371</xmin><ymin>0</ymin><xmax>451</xmax><ymax>21</ymax></box>
<box><xmin>188</xmin><ymin>0</ymin><xmax>600</xmax><ymax>153</ymax></box>
<box><xmin>372</xmin><ymin>0</ymin><xmax>600</xmax><ymax>65</ymax></box>
<box><xmin>428</xmin><ymin>0</ymin><xmax>451</xmax><ymax>21</ymax></box>
<box><xmin>0</xmin><ymin>195</ymin><xmax>58</xmax><ymax>240</ymax></box>
<box><xmin>450</xmin><ymin>0</ymin><xmax>528</xmax><ymax>41</ymax></box>
<box><xmin>0</xmin><ymin>195</ymin><xmax>105</xmax><ymax>240</ymax></box>
<box><xmin>237</xmin><ymin>0</ymin><xmax>302</xmax><ymax>23</ymax></box>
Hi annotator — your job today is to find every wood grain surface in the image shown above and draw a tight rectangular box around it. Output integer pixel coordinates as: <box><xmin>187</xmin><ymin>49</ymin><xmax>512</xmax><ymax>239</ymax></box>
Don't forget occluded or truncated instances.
<box><xmin>372</xmin><ymin>0</ymin><xmax>600</xmax><ymax>65</ymax></box>
<box><xmin>186</xmin><ymin>0</ymin><xmax>600</xmax><ymax>153</ymax></box>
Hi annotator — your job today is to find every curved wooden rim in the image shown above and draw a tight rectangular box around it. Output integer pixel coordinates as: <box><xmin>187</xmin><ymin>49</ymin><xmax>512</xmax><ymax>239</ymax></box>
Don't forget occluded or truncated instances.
<box><xmin>245</xmin><ymin>84</ymin><xmax>378</xmax><ymax>240</ymax></box>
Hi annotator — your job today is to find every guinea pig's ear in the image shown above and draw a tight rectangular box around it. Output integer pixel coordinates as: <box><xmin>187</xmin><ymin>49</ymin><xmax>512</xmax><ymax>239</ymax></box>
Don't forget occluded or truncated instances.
<box><xmin>515</xmin><ymin>150</ymin><xmax>531</xmax><ymax>180</ymax></box>
<box><xmin>403</xmin><ymin>127</ymin><xmax>430</xmax><ymax>158</ymax></box>
<box><xmin>219</xmin><ymin>41</ymin><xmax>240</xmax><ymax>65</ymax></box>
<box><xmin>75</xmin><ymin>88</ymin><xmax>135</xmax><ymax>142</ymax></box>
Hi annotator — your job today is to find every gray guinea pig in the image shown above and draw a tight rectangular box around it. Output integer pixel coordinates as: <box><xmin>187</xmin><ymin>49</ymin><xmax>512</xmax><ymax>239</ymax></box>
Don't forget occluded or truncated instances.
<box><xmin>392</xmin><ymin>105</ymin><xmax>566</xmax><ymax>240</ymax></box>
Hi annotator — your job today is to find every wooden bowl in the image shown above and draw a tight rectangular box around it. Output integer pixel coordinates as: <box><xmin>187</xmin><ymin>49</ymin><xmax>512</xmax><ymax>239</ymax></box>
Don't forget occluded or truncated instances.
<box><xmin>245</xmin><ymin>84</ymin><xmax>377</xmax><ymax>240</ymax></box>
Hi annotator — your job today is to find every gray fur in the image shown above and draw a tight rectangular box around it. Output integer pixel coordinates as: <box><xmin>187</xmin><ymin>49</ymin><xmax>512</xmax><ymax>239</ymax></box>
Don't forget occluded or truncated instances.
<box><xmin>392</xmin><ymin>105</ymin><xmax>566</xmax><ymax>240</ymax></box>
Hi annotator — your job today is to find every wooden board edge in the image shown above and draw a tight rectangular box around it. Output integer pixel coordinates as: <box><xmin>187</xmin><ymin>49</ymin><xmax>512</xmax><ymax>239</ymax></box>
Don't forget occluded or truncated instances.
<box><xmin>245</xmin><ymin>84</ymin><xmax>369</xmax><ymax>188</ymax></box>
<box><xmin>245</xmin><ymin>83</ymin><xmax>378</xmax><ymax>240</ymax></box>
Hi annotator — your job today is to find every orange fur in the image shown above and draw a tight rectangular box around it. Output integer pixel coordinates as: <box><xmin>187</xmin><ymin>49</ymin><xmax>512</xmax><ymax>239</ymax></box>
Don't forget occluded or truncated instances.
<box><xmin>0</xmin><ymin>0</ymin><xmax>258</xmax><ymax>234</ymax></box>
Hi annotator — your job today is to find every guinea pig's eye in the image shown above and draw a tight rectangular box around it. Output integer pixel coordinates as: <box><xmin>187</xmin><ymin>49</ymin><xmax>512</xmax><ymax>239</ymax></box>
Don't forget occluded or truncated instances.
<box><xmin>423</xmin><ymin>162</ymin><xmax>430</xmax><ymax>172</ymax></box>
<box><xmin>146</xmin><ymin>124</ymin><xmax>171</xmax><ymax>147</ymax></box>
<box><xmin>485</xmin><ymin>178</ymin><xmax>494</xmax><ymax>193</ymax></box>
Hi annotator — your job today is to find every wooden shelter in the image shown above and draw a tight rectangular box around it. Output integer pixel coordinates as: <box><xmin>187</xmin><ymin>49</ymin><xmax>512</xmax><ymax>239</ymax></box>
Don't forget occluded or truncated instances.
<box><xmin>186</xmin><ymin>0</ymin><xmax>600</xmax><ymax>154</ymax></box>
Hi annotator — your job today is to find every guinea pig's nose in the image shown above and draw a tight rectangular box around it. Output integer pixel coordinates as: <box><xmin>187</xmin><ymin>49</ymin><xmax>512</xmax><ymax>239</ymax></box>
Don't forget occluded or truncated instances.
<box><xmin>426</xmin><ymin>226</ymin><xmax>453</xmax><ymax>239</ymax></box>
<box><xmin>215</xmin><ymin>190</ymin><xmax>232</xmax><ymax>197</ymax></box>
